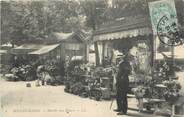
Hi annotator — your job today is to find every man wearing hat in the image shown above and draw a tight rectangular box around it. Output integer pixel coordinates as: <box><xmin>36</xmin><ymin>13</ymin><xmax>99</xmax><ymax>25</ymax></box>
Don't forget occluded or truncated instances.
<box><xmin>114</xmin><ymin>55</ymin><xmax>132</xmax><ymax>115</ymax></box>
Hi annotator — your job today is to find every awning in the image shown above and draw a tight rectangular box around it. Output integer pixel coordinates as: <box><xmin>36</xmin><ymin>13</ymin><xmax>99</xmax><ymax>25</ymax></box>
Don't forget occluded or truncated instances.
<box><xmin>11</xmin><ymin>44</ymin><xmax>44</xmax><ymax>54</ymax></box>
<box><xmin>94</xmin><ymin>27</ymin><xmax>152</xmax><ymax>41</ymax></box>
<box><xmin>93</xmin><ymin>16</ymin><xmax>152</xmax><ymax>41</ymax></box>
<box><xmin>29</xmin><ymin>44</ymin><xmax>60</xmax><ymax>55</ymax></box>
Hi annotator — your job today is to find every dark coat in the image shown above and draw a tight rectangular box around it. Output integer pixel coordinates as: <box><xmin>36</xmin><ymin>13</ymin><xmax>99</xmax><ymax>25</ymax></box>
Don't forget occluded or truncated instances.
<box><xmin>116</xmin><ymin>61</ymin><xmax>131</xmax><ymax>93</ymax></box>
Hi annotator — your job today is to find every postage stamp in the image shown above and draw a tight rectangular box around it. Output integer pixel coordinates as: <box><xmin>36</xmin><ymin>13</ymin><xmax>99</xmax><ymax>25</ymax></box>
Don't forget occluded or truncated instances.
<box><xmin>149</xmin><ymin>0</ymin><xmax>183</xmax><ymax>46</ymax></box>
<box><xmin>157</xmin><ymin>15</ymin><xmax>183</xmax><ymax>46</ymax></box>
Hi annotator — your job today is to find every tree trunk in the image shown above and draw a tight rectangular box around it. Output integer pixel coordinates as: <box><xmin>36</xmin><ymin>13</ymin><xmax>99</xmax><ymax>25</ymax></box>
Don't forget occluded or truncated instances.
<box><xmin>94</xmin><ymin>41</ymin><xmax>100</xmax><ymax>66</ymax></box>
<box><xmin>92</xmin><ymin>14</ymin><xmax>100</xmax><ymax>66</ymax></box>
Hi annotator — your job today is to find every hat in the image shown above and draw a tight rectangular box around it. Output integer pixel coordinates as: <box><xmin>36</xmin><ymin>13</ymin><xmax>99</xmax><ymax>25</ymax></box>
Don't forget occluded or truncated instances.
<box><xmin>123</xmin><ymin>53</ymin><xmax>134</xmax><ymax>61</ymax></box>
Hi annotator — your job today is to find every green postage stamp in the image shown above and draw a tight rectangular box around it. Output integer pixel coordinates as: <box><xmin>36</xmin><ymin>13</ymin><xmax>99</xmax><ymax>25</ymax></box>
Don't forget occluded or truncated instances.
<box><xmin>149</xmin><ymin>0</ymin><xmax>182</xmax><ymax>46</ymax></box>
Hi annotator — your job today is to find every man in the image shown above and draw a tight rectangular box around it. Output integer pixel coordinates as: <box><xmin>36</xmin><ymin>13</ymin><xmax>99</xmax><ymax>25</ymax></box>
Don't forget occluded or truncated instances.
<box><xmin>114</xmin><ymin>55</ymin><xmax>132</xmax><ymax>115</ymax></box>
<box><xmin>36</xmin><ymin>65</ymin><xmax>45</xmax><ymax>86</ymax></box>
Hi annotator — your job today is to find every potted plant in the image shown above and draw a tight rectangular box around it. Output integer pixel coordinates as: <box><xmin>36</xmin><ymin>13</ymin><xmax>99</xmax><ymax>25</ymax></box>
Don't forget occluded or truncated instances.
<box><xmin>163</xmin><ymin>80</ymin><xmax>181</xmax><ymax>104</ymax></box>
<box><xmin>132</xmin><ymin>85</ymin><xmax>146</xmax><ymax>112</ymax></box>
<box><xmin>163</xmin><ymin>80</ymin><xmax>181</xmax><ymax>116</ymax></box>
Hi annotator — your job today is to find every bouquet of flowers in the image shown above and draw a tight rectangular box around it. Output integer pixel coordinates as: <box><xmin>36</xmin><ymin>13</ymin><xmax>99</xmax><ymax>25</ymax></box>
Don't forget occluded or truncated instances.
<box><xmin>132</xmin><ymin>85</ymin><xmax>146</xmax><ymax>99</ymax></box>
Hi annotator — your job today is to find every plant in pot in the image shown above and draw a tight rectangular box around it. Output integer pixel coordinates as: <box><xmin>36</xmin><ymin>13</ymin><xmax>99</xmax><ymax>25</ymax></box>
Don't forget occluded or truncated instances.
<box><xmin>163</xmin><ymin>80</ymin><xmax>181</xmax><ymax>104</ymax></box>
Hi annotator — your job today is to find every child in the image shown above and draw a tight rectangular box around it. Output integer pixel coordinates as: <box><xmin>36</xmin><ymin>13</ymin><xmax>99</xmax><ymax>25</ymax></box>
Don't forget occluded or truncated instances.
<box><xmin>133</xmin><ymin>85</ymin><xmax>145</xmax><ymax>112</ymax></box>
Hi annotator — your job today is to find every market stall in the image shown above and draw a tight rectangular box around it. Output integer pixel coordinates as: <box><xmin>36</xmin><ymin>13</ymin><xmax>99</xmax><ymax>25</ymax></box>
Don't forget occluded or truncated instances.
<box><xmin>93</xmin><ymin>15</ymin><xmax>153</xmax><ymax>92</ymax></box>
<box><xmin>93</xmin><ymin>14</ymin><xmax>183</xmax><ymax>115</ymax></box>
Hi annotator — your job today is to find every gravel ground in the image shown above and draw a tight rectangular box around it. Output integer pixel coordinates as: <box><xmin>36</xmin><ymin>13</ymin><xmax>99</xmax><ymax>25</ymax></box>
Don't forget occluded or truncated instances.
<box><xmin>1</xmin><ymin>72</ymin><xmax>183</xmax><ymax>117</ymax></box>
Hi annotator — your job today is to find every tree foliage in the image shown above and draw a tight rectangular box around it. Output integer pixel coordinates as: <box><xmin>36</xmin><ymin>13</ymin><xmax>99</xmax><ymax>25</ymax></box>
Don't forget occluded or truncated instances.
<box><xmin>1</xmin><ymin>0</ymin><xmax>183</xmax><ymax>46</ymax></box>
<box><xmin>1</xmin><ymin>0</ymin><xmax>83</xmax><ymax>45</ymax></box>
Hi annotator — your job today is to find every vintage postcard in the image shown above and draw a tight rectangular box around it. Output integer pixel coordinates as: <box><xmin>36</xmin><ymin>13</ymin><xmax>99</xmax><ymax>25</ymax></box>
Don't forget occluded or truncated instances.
<box><xmin>0</xmin><ymin>0</ymin><xmax>184</xmax><ymax>117</ymax></box>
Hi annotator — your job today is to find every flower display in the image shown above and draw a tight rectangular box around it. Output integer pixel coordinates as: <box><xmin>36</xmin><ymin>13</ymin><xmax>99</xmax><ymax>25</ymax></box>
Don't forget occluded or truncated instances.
<box><xmin>163</xmin><ymin>80</ymin><xmax>181</xmax><ymax>104</ymax></box>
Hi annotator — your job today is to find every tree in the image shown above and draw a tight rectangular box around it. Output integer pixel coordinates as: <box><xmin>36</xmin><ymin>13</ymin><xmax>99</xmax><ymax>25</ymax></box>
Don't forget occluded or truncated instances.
<box><xmin>1</xmin><ymin>1</ymin><xmax>12</xmax><ymax>44</ymax></box>
<box><xmin>80</xmin><ymin>0</ymin><xmax>110</xmax><ymax>65</ymax></box>
<box><xmin>1</xmin><ymin>0</ymin><xmax>83</xmax><ymax>45</ymax></box>
<box><xmin>1</xmin><ymin>1</ymin><xmax>45</xmax><ymax>45</ymax></box>
<box><xmin>1</xmin><ymin>0</ymin><xmax>183</xmax><ymax>50</ymax></box>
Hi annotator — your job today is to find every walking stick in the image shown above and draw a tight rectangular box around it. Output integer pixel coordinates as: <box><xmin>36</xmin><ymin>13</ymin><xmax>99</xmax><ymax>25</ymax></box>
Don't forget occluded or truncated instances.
<box><xmin>110</xmin><ymin>98</ymin><xmax>114</xmax><ymax>110</ymax></box>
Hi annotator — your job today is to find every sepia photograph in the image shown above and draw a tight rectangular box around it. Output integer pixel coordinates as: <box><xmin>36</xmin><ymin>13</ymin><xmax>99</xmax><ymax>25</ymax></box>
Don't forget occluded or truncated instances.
<box><xmin>0</xmin><ymin>0</ymin><xmax>184</xmax><ymax>117</ymax></box>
